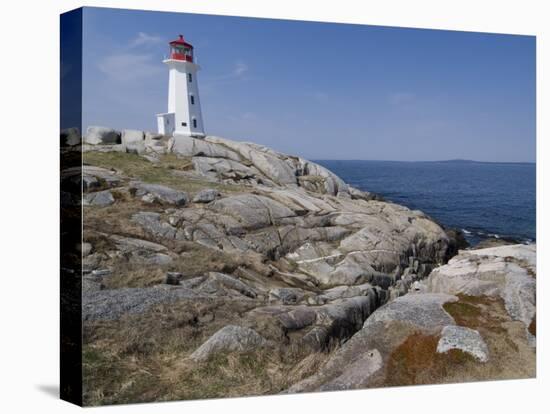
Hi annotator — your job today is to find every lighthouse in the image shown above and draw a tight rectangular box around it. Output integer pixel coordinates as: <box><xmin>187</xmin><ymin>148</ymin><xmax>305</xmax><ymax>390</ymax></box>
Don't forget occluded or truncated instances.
<box><xmin>156</xmin><ymin>35</ymin><xmax>205</xmax><ymax>138</ymax></box>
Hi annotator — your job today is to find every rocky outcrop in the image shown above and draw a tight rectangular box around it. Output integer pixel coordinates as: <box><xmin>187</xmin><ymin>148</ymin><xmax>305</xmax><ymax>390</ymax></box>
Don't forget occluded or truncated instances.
<box><xmin>427</xmin><ymin>244</ymin><xmax>536</xmax><ymax>330</ymax></box>
<box><xmin>79</xmin><ymin>129</ymin><xmax>534</xmax><ymax>403</ymax></box>
<box><xmin>81</xmin><ymin>131</ymin><xmax>461</xmax><ymax>349</ymax></box>
<box><xmin>287</xmin><ymin>244</ymin><xmax>536</xmax><ymax>392</ymax></box>
<box><xmin>189</xmin><ymin>325</ymin><xmax>267</xmax><ymax>362</ymax></box>
<box><xmin>287</xmin><ymin>293</ymin><xmax>458</xmax><ymax>392</ymax></box>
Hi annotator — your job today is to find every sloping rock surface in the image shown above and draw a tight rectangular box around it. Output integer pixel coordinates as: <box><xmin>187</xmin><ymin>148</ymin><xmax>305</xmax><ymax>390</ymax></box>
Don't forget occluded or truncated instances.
<box><xmin>427</xmin><ymin>244</ymin><xmax>536</xmax><ymax>328</ymax></box>
<box><xmin>77</xmin><ymin>130</ymin><xmax>535</xmax><ymax>401</ymax></box>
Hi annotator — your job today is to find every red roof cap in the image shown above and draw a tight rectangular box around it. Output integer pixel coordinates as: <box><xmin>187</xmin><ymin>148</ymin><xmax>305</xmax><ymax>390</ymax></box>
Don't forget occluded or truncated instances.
<box><xmin>169</xmin><ymin>34</ymin><xmax>193</xmax><ymax>48</ymax></box>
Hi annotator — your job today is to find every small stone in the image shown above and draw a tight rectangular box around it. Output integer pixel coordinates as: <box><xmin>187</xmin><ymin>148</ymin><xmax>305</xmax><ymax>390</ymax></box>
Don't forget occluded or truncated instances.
<box><xmin>141</xmin><ymin>193</ymin><xmax>157</xmax><ymax>204</ymax></box>
<box><xmin>81</xmin><ymin>242</ymin><xmax>93</xmax><ymax>257</ymax></box>
<box><xmin>437</xmin><ymin>325</ymin><xmax>489</xmax><ymax>362</ymax></box>
<box><xmin>91</xmin><ymin>269</ymin><xmax>112</xmax><ymax>277</ymax></box>
<box><xmin>141</xmin><ymin>154</ymin><xmax>160</xmax><ymax>163</ymax></box>
<box><xmin>192</xmin><ymin>189</ymin><xmax>221</xmax><ymax>203</ymax></box>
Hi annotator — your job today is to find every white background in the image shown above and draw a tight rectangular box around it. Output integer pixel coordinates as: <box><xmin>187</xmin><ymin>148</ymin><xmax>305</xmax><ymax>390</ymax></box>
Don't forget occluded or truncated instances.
<box><xmin>0</xmin><ymin>0</ymin><xmax>548</xmax><ymax>412</ymax></box>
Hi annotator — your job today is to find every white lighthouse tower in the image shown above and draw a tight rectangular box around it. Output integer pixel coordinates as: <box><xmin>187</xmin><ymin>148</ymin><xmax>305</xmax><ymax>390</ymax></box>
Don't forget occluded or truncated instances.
<box><xmin>156</xmin><ymin>35</ymin><xmax>205</xmax><ymax>138</ymax></box>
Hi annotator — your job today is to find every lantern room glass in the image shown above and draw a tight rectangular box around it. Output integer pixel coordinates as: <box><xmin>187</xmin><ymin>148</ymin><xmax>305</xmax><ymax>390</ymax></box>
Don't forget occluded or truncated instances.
<box><xmin>170</xmin><ymin>45</ymin><xmax>193</xmax><ymax>61</ymax></box>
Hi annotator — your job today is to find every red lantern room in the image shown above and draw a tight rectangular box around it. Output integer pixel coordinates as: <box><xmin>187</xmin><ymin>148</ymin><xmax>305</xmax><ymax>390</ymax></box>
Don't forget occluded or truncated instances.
<box><xmin>169</xmin><ymin>34</ymin><xmax>194</xmax><ymax>62</ymax></box>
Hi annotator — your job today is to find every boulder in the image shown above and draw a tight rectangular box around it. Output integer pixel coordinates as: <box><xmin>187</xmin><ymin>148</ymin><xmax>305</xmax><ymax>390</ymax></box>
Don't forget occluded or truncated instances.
<box><xmin>205</xmin><ymin>272</ymin><xmax>257</xmax><ymax>298</ymax></box>
<box><xmin>122</xmin><ymin>129</ymin><xmax>146</xmax><ymax>154</ymax></box>
<box><xmin>85</xmin><ymin>126</ymin><xmax>121</xmax><ymax>145</ymax></box>
<box><xmin>130</xmin><ymin>182</ymin><xmax>188</xmax><ymax>206</ymax></box>
<box><xmin>193</xmin><ymin>189</ymin><xmax>220</xmax><ymax>203</ymax></box>
<box><xmin>436</xmin><ymin>325</ymin><xmax>489</xmax><ymax>362</ymax></box>
<box><xmin>81</xmin><ymin>166</ymin><xmax>123</xmax><ymax>192</ymax></box>
<box><xmin>189</xmin><ymin>325</ymin><xmax>267</xmax><ymax>362</ymax></box>
<box><xmin>132</xmin><ymin>212</ymin><xmax>181</xmax><ymax>240</ymax></box>
<box><xmin>83</xmin><ymin>190</ymin><xmax>115</xmax><ymax>207</ymax></box>
<box><xmin>110</xmin><ymin>234</ymin><xmax>173</xmax><ymax>265</ymax></box>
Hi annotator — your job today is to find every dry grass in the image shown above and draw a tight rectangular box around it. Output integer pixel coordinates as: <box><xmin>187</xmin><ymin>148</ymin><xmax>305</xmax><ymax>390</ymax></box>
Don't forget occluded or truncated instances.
<box><xmin>384</xmin><ymin>333</ymin><xmax>475</xmax><ymax>386</ymax></box>
<box><xmin>382</xmin><ymin>294</ymin><xmax>536</xmax><ymax>387</ymax></box>
<box><xmin>83</xmin><ymin>197</ymin><xmax>157</xmax><ymax>243</ymax></box>
<box><xmin>443</xmin><ymin>294</ymin><xmax>509</xmax><ymax>333</ymax></box>
<box><xmin>101</xmin><ymin>244</ymin><xmax>247</xmax><ymax>289</ymax></box>
<box><xmin>82</xmin><ymin>298</ymin><xmax>331</xmax><ymax>405</ymax></box>
<box><xmin>83</xmin><ymin>151</ymin><xmax>241</xmax><ymax>197</ymax></box>
<box><xmin>102</xmin><ymin>263</ymin><xmax>166</xmax><ymax>289</ymax></box>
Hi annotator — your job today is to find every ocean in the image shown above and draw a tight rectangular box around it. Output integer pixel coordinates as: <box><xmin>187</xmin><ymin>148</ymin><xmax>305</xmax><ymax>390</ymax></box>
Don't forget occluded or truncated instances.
<box><xmin>316</xmin><ymin>160</ymin><xmax>536</xmax><ymax>245</ymax></box>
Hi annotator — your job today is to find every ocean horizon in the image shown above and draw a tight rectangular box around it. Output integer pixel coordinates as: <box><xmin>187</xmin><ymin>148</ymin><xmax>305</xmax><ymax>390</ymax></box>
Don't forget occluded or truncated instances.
<box><xmin>316</xmin><ymin>159</ymin><xmax>536</xmax><ymax>245</ymax></box>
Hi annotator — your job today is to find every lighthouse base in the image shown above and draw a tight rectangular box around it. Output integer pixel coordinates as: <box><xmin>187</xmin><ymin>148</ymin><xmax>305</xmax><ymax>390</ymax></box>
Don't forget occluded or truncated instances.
<box><xmin>174</xmin><ymin>131</ymin><xmax>206</xmax><ymax>139</ymax></box>
<box><xmin>157</xmin><ymin>113</ymin><xmax>205</xmax><ymax>139</ymax></box>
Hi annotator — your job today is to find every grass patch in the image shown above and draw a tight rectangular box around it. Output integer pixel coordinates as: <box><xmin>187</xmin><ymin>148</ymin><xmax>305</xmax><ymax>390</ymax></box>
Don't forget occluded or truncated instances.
<box><xmin>103</xmin><ymin>263</ymin><xmax>166</xmax><ymax>289</ymax></box>
<box><xmin>443</xmin><ymin>300</ymin><xmax>482</xmax><ymax>327</ymax></box>
<box><xmin>443</xmin><ymin>294</ymin><xmax>506</xmax><ymax>333</ymax></box>
<box><xmin>101</xmin><ymin>243</ymin><xmax>247</xmax><ymax>289</ymax></box>
<box><xmin>382</xmin><ymin>294</ymin><xmax>536</xmax><ymax>387</ymax></box>
<box><xmin>384</xmin><ymin>332</ymin><xmax>476</xmax><ymax>386</ymax></box>
<box><xmin>82</xmin><ymin>298</ymin><xmax>330</xmax><ymax>405</ymax></box>
<box><xmin>83</xmin><ymin>198</ymin><xmax>155</xmax><ymax>243</ymax></box>
<box><xmin>83</xmin><ymin>151</ymin><xmax>241</xmax><ymax>197</ymax></box>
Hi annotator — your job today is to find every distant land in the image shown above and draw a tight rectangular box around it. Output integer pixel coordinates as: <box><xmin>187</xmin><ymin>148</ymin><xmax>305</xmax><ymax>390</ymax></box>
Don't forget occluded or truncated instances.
<box><xmin>313</xmin><ymin>158</ymin><xmax>535</xmax><ymax>165</ymax></box>
<box><xmin>433</xmin><ymin>159</ymin><xmax>535</xmax><ymax>165</ymax></box>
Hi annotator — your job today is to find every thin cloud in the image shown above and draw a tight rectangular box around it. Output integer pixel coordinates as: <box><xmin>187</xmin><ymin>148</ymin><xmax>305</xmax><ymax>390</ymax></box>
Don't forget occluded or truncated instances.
<box><xmin>97</xmin><ymin>53</ymin><xmax>163</xmax><ymax>82</ymax></box>
<box><xmin>130</xmin><ymin>32</ymin><xmax>163</xmax><ymax>48</ymax></box>
<box><xmin>232</xmin><ymin>61</ymin><xmax>249</xmax><ymax>77</ymax></box>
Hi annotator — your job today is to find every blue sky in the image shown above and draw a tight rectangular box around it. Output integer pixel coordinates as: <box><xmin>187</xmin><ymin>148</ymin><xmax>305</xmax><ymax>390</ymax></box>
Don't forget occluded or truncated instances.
<box><xmin>82</xmin><ymin>7</ymin><xmax>535</xmax><ymax>162</ymax></box>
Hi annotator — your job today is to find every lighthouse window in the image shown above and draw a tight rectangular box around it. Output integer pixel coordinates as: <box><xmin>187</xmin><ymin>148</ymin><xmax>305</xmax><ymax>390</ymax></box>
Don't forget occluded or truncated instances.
<box><xmin>193</xmin><ymin>119</ymin><xmax>197</xmax><ymax>128</ymax></box>
<box><xmin>190</xmin><ymin>95</ymin><xmax>195</xmax><ymax>105</ymax></box>
<box><xmin>181</xmin><ymin>122</ymin><xmax>187</xmax><ymax>127</ymax></box>
<box><xmin>188</xmin><ymin>73</ymin><xmax>193</xmax><ymax>82</ymax></box>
